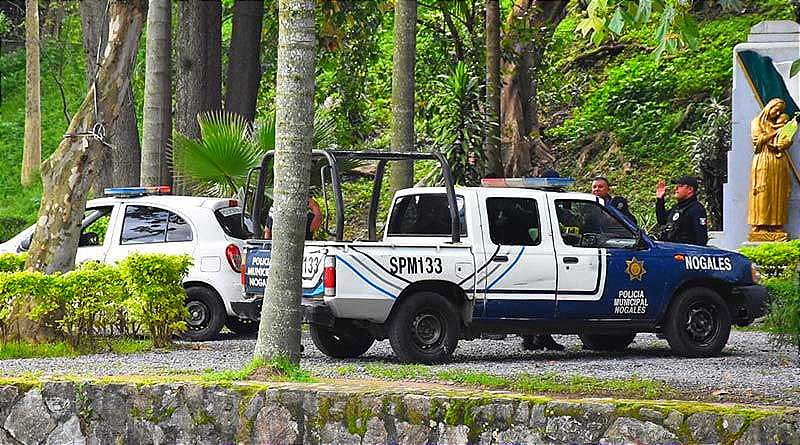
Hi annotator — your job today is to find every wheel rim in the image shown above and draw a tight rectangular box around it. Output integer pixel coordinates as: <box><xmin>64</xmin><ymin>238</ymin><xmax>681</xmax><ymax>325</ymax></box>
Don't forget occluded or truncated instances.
<box><xmin>187</xmin><ymin>300</ymin><xmax>210</xmax><ymax>330</ymax></box>
<box><xmin>684</xmin><ymin>301</ymin><xmax>718</xmax><ymax>345</ymax></box>
<box><xmin>411</xmin><ymin>311</ymin><xmax>444</xmax><ymax>349</ymax></box>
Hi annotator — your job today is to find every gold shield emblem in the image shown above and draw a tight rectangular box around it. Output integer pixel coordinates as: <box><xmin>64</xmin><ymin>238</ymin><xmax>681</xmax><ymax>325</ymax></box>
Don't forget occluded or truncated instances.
<box><xmin>625</xmin><ymin>257</ymin><xmax>646</xmax><ymax>281</ymax></box>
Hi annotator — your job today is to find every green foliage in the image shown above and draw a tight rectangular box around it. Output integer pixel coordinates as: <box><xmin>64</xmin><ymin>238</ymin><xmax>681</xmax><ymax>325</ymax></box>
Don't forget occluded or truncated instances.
<box><xmin>740</xmin><ymin>240</ymin><xmax>800</xmax><ymax>278</ymax></box>
<box><xmin>118</xmin><ymin>253</ymin><xmax>192</xmax><ymax>348</ymax></box>
<box><xmin>0</xmin><ymin>216</ymin><xmax>30</xmax><ymax>243</ymax></box>
<box><xmin>203</xmin><ymin>357</ymin><xmax>316</xmax><ymax>383</ymax></box>
<box><xmin>0</xmin><ymin>271</ymin><xmax>59</xmax><ymax>339</ymax></box>
<box><xmin>761</xmin><ymin>277</ymin><xmax>800</xmax><ymax>348</ymax></box>
<box><xmin>0</xmin><ymin>340</ymin><xmax>76</xmax><ymax>359</ymax></box>
<box><xmin>0</xmin><ymin>253</ymin><xmax>26</xmax><ymax>273</ymax></box>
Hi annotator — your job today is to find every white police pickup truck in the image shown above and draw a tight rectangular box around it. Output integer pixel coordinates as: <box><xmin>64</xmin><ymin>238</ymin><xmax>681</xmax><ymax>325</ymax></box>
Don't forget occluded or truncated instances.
<box><xmin>242</xmin><ymin>151</ymin><xmax>766</xmax><ymax>364</ymax></box>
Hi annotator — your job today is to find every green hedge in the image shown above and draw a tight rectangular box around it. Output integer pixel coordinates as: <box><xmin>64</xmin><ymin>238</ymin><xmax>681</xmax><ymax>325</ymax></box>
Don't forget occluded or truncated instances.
<box><xmin>0</xmin><ymin>253</ymin><xmax>191</xmax><ymax>348</ymax></box>
<box><xmin>740</xmin><ymin>240</ymin><xmax>800</xmax><ymax>278</ymax></box>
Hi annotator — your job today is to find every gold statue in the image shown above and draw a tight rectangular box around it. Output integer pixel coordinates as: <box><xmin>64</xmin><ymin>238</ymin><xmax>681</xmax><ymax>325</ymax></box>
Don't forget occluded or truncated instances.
<box><xmin>748</xmin><ymin>98</ymin><xmax>793</xmax><ymax>242</ymax></box>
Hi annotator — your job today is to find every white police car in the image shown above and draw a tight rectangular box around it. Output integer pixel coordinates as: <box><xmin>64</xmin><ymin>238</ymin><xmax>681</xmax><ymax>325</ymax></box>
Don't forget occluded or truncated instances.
<box><xmin>0</xmin><ymin>186</ymin><xmax>258</xmax><ymax>341</ymax></box>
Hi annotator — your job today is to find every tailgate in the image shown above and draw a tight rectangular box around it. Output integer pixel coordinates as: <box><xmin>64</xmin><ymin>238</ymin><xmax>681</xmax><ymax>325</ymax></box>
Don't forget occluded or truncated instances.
<box><xmin>244</xmin><ymin>243</ymin><xmax>326</xmax><ymax>296</ymax></box>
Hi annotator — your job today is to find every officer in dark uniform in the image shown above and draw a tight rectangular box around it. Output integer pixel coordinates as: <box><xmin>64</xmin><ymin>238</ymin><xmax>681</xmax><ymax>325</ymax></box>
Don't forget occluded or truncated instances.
<box><xmin>655</xmin><ymin>175</ymin><xmax>708</xmax><ymax>246</ymax></box>
<box><xmin>591</xmin><ymin>176</ymin><xmax>637</xmax><ymax>225</ymax></box>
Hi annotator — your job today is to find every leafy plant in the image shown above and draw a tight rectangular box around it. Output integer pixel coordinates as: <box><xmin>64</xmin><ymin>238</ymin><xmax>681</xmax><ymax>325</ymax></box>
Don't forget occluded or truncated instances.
<box><xmin>0</xmin><ymin>253</ymin><xmax>26</xmax><ymax>273</ymax></box>
<box><xmin>761</xmin><ymin>277</ymin><xmax>800</xmax><ymax>349</ymax></box>
<box><xmin>740</xmin><ymin>240</ymin><xmax>800</xmax><ymax>278</ymax></box>
<box><xmin>118</xmin><ymin>253</ymin><xmax>192</xmax><ymax>348</ymax></box>
<box><xmin>57</xmin><ymin>262</ymin><xmax>127</xmax><ymax>346</ymax></box>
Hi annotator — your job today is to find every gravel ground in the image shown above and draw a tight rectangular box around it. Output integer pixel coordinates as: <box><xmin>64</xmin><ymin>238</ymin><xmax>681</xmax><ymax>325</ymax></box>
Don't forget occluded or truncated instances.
<box><xmin>1</xmin><ymin>330</ymin><xmax>797</xmax><ymax>405</ymax></box>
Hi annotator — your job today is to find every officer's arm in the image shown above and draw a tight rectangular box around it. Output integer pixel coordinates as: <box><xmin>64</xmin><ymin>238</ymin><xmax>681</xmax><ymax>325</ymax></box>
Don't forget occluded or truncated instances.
<box><xmin>690</xmin><ymin>206</ymin><xmax>708</xmax><ymax>246</ymax></box>
<box><xmin>656</xmin><ymin>198</ymin><xmax>667</xmax><ymax>225</ymax></box>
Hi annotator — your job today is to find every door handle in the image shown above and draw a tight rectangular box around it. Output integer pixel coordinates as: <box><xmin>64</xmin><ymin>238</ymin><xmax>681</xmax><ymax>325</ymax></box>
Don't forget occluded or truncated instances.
<box><xmin>492</xmin><ymin>255</ymin><xmax>509</xmax><ymax>262</ymax></box>
<box><xmin>563</xmin><ymin>256</ymin><xmax>579</xmax><ymax>264</ymax></box>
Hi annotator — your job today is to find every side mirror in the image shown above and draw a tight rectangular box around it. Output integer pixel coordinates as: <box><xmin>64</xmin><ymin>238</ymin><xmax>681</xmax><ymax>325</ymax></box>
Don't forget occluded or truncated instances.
<box><xmin>18</xmin><ymin>235</ymin><xmax>32</xmax><ymax>252</ymax></box>
<box><xmin>580</xmin><ymin>233</ymin><xmax>599</xmax><ymax>248</ymax></box>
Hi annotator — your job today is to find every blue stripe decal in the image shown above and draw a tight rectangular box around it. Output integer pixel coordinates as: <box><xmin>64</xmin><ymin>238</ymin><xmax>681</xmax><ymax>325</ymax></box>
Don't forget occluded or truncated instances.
<box><xmin>337</xmin><ymin>256</ymin><xmax>396</xmax><ymax>299</ymax></box>
<box><xmin>303</xmin><ymin>281</ymin><xmax>323</xmax><ymax>297</ymax></box>
<box><xmin>487</xmin><ymin>246</ymin><xmax>525</xmax><ymax>290</ymax></box>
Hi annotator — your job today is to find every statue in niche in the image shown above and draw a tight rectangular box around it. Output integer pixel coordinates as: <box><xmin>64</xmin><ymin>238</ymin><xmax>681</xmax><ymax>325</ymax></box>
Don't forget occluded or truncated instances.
<box><xmin>748</xmin><ymin>98</ymin><xmax>795</xmax><ymax>242</ymax></box>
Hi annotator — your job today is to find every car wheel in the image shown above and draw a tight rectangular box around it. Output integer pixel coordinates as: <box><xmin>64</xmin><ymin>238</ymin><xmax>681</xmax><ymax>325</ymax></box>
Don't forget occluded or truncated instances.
<box><xmin>225</xmin><ymin>316</ymin><xmax>259</xmax><ymax>336</ymax></box>
<box><xmin>664</xmin><ymin>287</ymin><xmax>731</xmax><ymax>358</ymax></box>
<box><xmin>309</xmin><ymin>320</ymin><xmax>375</xmax><ymax>358</ymax></box>
<box><xmin>388</xmin><ymin>291</ymin><xmax>459</xmax><ymax>364</ymax></box>
<box><xmin>182</xmin><ymin>286</ymin><xmax>225</xmax><ymax>341</ymax></box>
<box><xmin>579</xmin><ymin>333</ymin><xmax>636</xmax><ymax>351</ymax></box>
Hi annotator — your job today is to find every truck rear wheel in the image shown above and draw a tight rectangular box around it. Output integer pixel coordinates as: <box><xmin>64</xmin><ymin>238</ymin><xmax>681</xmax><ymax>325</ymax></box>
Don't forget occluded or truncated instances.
<box><xmin>579</xmin><ymin>333</ymin><xmax>636</xmax><ymax>351</ymax></box>
<box><xmin>183</xmin><ymin>286</ymin><xmax>225</xmax><ymax>341</ymax></box>
<box><xmin>664</xmin><ymin>287</ymin><xmax>730</xmax><ymax>357</ymax></box>
<box><xmin>310</xmin><ymin>321</ymin><xmax>375</xmax><ymax>358</ymax></box>
<box><xmin>388</xmin><ymin>291</ymin><xmax>459</xmax><ymax>364</ymax></box>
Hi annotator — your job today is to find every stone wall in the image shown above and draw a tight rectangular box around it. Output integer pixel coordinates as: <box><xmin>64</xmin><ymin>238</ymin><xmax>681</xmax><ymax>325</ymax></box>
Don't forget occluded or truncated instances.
<box><xmin>0</xmin><ymin>380</ymin><xmax>797</xmax><ymax>444</ymax></box>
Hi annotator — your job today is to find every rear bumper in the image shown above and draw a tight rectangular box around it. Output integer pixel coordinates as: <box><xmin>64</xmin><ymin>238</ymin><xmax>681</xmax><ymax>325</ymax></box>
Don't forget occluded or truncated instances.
<box><xmin>731</xmin><ymin>284</ymin><xmax>768</xmax><ymax>325</ymax></box>
<box><xmin>302</xmin><ymin>301</ymin><xmax>335</xmax><ymax>327</ymax></box>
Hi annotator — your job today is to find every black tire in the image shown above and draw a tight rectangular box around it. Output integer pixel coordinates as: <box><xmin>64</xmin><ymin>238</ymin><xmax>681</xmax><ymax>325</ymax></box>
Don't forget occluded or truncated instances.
<box><xmin>225</xmin><ymin>316</ymin><xmax>259</xmax><ymax>336</ymax></box>
<box><xmin>664</xmin><ymin>287</ymin><xmax>731</xmax><ymax>357</ymax></box>
<box><xmin>388</xmin><ymin>291</ymin><xmax>460</xmax><ymax>364</ymax></box>
<box><xmin>579</xmin><ymin>333</ymin><xmax>636</xmax><ymax>351</ymax></box>
<box><xmin>309</xmin><ymin>320</ymin><xmax>375</xmax><ymax>358</ymax></box>
<box><xmin>182</xmin><ymin>286</ymin><xmax>226</xmax><ymax>341</ymax></box>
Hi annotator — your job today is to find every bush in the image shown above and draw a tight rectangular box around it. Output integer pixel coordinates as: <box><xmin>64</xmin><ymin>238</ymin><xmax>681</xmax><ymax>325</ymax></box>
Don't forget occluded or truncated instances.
<box><xmin>118</xmin><ymin>253</ymin><xmax>192</xmax><ymax>348</ymax></box>
<box><xmin>0</xmin><ymin>271</ymin><xmax>59</xmax><ymax>340</ymax></box>
<box><xmin>0</xmin><ymin>253</ymin><xmax>26</xmax><ymax>273</ymax></box>
<box><xmin>762</xmin><ymin>277</ymin><xmax>800</xmax><ymax>349</ymax></box>
<box><xmin>740</xmin><ymin>240</ymin><xmax>800</xmax><ymax>278</ymax></box>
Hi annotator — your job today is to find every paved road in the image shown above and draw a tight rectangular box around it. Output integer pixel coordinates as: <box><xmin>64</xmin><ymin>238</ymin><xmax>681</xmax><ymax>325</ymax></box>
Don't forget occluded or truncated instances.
<box><xmin>1</xmin><ymin>330</ymin><xmax>797</xmax><ymax>405</ymax></box>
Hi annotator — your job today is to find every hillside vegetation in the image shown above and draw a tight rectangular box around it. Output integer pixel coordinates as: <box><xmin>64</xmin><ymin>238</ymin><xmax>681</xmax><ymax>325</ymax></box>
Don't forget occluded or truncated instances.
<box><xmin>0</xmin><ymin>0</ymin><xmax>793</xmax><ymax>241</ymax></box>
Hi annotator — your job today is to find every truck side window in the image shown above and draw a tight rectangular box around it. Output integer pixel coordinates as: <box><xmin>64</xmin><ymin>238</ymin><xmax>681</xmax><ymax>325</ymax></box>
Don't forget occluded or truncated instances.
<box><xmin>554</xmin><ymin>200</ymin><xmax>635</xmax><ymax>248</ymax></box>
<box><xmin>122</xmin><ymin>206</ymin><xmax>193</xmax><ymax>244</ymax></box>
<box><xmin>486</xmin><ymin>198</ymin><xmax>540</xmax><ymax>246</ymax></box>
<box><xmin>387</xmin><ymin>194</ymin><xmax>467</xmax><ymax>236</ymax></box>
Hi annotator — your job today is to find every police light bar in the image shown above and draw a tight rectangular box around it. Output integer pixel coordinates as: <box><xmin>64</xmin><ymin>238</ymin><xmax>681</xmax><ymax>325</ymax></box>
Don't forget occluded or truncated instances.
<box><xmin>104</xmin><ymin>186</ymin><xmax>172</xmax><ymax>197</ymax></box>
<box><xmin>480</xmin><ymin>177</ymin><xmax>575</xmax><ymax>189</ymax></box>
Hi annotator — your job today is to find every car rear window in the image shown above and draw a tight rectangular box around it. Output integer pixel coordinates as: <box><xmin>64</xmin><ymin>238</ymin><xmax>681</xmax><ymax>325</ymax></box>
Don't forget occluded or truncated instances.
<box><xmin>387</xmin><ymin>194</ymin><xmax>467</xmax><ymax>237</ymax></box>
<box><xmin>215</xmin><ymin>207</ymin><xmax>252</xmax><ymax>239</ymax></box>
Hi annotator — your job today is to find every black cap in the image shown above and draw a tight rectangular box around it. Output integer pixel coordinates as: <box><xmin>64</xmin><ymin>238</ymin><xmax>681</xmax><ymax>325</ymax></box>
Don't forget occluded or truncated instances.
<box><xmin>671</xmin><ymin>175</ymin><xmax>699</xmax><ymax>190</ymax></box>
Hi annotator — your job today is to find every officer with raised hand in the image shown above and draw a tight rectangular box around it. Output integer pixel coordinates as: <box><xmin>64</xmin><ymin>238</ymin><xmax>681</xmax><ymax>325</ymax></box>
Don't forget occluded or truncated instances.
<box><xmin>655</xmin><ymin>175</ymin><xmax>708</xmax><ymax>246</ymax></box>
<box><xmin>591</xmin><ymin>176</ymin><xmax>637</xmax><ymax>225</ymax></box>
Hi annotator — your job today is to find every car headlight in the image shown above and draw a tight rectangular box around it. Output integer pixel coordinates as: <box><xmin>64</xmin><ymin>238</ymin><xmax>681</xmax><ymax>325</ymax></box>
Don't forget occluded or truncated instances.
<box><xmin>751</xmin><ymin>263</ymin><xmax>761</xmax><ymax>284</ymax></box>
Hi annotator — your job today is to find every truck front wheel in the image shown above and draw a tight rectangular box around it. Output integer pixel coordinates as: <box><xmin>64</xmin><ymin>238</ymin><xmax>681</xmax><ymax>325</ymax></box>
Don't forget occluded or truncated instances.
<box><xmin>579</xmin><ymin>333</ymin><xmax>636</xmax><ymax>351</ymax></box>
<box><xmin>388</xmin><ymin>291</ymin><xmax>459</xmax><ymax>364</ymax></box>
<box><xmin>664</xmin><ymin>287</ymin><xmax>731</xmax><ymax>357</ymax></box>
<box><xmin>310</xmin><ymin>321</ymin><xmax>375</xmax><ymax>358</ymax></box>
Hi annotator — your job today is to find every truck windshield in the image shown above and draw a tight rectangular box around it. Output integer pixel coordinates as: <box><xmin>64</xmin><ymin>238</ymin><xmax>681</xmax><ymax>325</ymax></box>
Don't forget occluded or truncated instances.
<box><xmin>387</xmin><ymin>194</ymin><xmax>467</xmax><ymax>237</ymax></box>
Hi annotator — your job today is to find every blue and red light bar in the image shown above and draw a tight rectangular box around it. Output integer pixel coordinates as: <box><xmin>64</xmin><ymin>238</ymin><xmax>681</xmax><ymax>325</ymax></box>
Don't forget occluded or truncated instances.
<box><xmin>480</xmin><ymin>177</ymin><xmax>575</xmax><ymax>189</ymax></box>
<box><xmin>104</xmin><ymin>186</ymin><xmax>172</xmax><ymax>197</ymax></box>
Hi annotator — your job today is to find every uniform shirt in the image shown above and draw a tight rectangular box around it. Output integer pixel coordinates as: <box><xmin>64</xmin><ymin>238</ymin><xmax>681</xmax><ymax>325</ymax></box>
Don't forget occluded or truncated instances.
<box><xmin>606</xmin><ymin>196</ymin><xmax>637</xmax><ymax>226</ymax></box>
<box><xmin>655</xmin><ymin>196</ymin><xmax>708</xmax><ymax>246</ymax></box>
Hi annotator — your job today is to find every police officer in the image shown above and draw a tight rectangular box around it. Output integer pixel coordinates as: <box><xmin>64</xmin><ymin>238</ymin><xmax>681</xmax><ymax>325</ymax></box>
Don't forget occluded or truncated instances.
<box><xmin>591</xmin><ymin>176</ymin><xmax>637</xmax><ymax>225</ymax></box>
<box><xmin>655</xmin><ymin>175</ymin><xmax>708</xmax><ymax>246</ymax></box>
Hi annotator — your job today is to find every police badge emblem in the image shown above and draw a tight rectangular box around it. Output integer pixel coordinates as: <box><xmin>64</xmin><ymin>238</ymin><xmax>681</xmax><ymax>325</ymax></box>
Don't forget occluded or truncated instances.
<box><xmin>625</xmin><ymin>257</ymin><xmax>646</xmax><ymax>281</ymax></box>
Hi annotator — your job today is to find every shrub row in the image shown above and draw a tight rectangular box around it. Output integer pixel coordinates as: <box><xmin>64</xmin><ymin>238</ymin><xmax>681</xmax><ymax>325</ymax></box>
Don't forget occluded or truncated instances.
<box><xmin>0</xmin><ymin>253</ymin><xmax>191</xmax><ymax>348</ymax></box>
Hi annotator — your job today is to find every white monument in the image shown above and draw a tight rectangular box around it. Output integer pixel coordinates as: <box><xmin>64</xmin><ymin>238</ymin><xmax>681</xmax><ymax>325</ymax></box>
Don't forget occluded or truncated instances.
<box><xmin>717</xmin><ymin>20</ymin><xmax>800</xmax><ymax>250</ymax></box>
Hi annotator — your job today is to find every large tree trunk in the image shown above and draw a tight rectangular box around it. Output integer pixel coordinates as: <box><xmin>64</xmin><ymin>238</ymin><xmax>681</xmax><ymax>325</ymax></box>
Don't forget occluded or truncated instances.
<box><xmin>499</xmin><ymin>0</ymin><xmax>567</xmax><ymax>176</ymax></box>
<box><xmin>254</xmin><ymin>0</ymin><xmax>315</xmax><ymax>364</ymax></box>
<box><xmin>140</xmin><ymin>0</ymin><xmax>172</xmax><ymax>187</ymax></box>
<box><xmin>388</xmin><ymin>0</ymin><xmax>416</xmax><ymax>194</ymax></box>
<box><xmin>224</xmin><ymin>0</ymin><xmax>263</xmax><ymax>122</ymax></box>
<box><xmin>20</xmin><ymin>0</ymin><xmax>145</xmax><ymax>341</ymax></box>
<box><xmin>80</xmin><ymin>0</ymin><xmax>141</xmax><ymax>191</ymax></box>
<box><xmin>22</xmin><ymin>0</ymin><xmax>41</xmax><ymax>186</ymax></box>
<box><xmin>484</xmin><ymin>0</ymin><xmax>501</xmax><ymax>177</ymax></box>
<box><xmin>174</xmin><ymin>0</ymin><xmax>206</xmax><ymax>193</ymax></box>
<box><xmin>203</xmin><ymin>0</ymin><xmax>222</xmax><ymax>112</ymax></box>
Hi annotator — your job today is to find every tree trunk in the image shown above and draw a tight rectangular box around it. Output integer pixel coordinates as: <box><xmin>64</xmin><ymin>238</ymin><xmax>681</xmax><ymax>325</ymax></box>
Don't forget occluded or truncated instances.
<box><xmin>484</xmin><ymin>0</ymin><xmax>501</xmax><ymax>177</ymax></box>
<box><xmin>80</xmin><ymin>0</ymin><xmax>141</xmax><ymax>191</ymax></box>
<box><xmin>224</xmin><ymin>0</ymin><xmax>263</xmax><ymax>122</ymax></box>
<box><xmin>254</xmin><ymin>0</ymin><xmax>316</xmax><ymax>364</ymax></box>
<box><xmin>499</xmin><ymin>0</ymin><xmax>567</xmax><ymax>176</ymax></box>
<box><xmin>22</xmin><ymin>0</ymin><xmax>41</xmax><ymax>186</ymax></box>
<box><xmin>20</xmin><ymin>0</ymin><xmax>145</xmax><ymax>341</ymax></box>
<box><xmin>140</xmin><ymin>0</ymin><xmax>172</xmax><ymax>187</ymax></box>
<box><xmin>203</xmin><ymin>0</ymin><xmax>222</xmax><ymax>112</ymax></box>
<box><xmin>175</xmin><ymin>0</ymin><xmax>206</xmax><ymax>192</ymax></box>
<box><xmin>388</xmin><ymin>0</ymin><xmax>416</xmax><ymax>194</ymax></box>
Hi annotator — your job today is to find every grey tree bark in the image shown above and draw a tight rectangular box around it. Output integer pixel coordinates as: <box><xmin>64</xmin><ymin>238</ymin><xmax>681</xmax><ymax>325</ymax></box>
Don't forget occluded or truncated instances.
<box><xmin>224</xmin><ymin>0</ymin><xmax>263</xmax><ymax>122</ymax></box>
<box><xmin>140</xmin><ymin>0</ymin><xmax>172</xmax><ymax>187</ymax></box>
<box><xmin>22</xmin><ymin>0</ymin><xmax>41</xmax><ymax>186</ymax></box>
<box><xmin>388</xmin><ymin>0</ymin><xmax>416</xmax><ymax>195</ymax></box>
<box><xmin>21</xmin><ymin>0</ymin><xmax>145</xmax><ymax>341</ymax></box>
<box><xmin>174</xmin><ymin>0</ymin><xmax>206</xmax><ymax>193</ymax></box>
<box><xmin>254</xmin><ymin>0</ymin><xmax>316</xmax><ymax>365</ymax></box>
<box><xmin>80</xmin><ymin>0</ymin><xmax>141</xmax><ymax>190</ymax></box>
<box><xmin>203</xmin><ymin>0</ymin><xmax>222</xmax><ymax>112</ymax></box>
<box><xmin>484</xmin><ymin>0</ymin><xmax>501</xmax><ymax>177</ymax></box>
